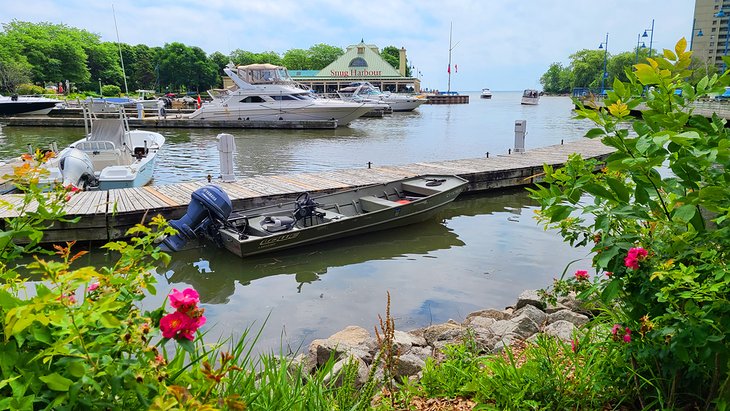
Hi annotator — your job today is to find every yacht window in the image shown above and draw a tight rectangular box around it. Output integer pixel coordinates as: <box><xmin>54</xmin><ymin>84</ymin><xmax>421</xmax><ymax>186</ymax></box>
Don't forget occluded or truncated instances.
<box><xmin>240</xmin><ymin>96</ymin><xmax>266</xmax><ymax>103</ymax></box>
<box><xmin>271</xmin><ymin>95</ymin><xmax>299</xmax><ymax>101</ymax></box>
<box><xmin>349</xmin><ymin>57</ymin><xmax>367</xmax><ymax>67</ymax></box>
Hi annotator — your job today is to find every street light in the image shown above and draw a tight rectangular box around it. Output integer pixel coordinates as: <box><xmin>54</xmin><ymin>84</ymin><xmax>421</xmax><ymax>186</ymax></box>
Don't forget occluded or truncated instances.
<box><xmin>635</xmin><ymin>33</ymin><xmax>646</xmax><ymax>65</ymax></box>
<box><xmin>715</xmin><ymin>9</ymin><xmax>730</xmax><ymax>71</ymax></box>
<box><xmin>599</xmin><ymin>33</ymin><xmax>609</xmax><ymax>95</ymax></box>
<box><xmin>690</xmin><ymin>18</ymin><xmax>704</xmax><ymax>51</ymax></box>
<box><xmin>642</xmin><ymin>19</ymin><xmax>655</xmax><ymax>58</ymax></box>
<box><xmin>98</xmin><ymin>78</ymin><xmax>102</xmax><ymax>96</ymax></box>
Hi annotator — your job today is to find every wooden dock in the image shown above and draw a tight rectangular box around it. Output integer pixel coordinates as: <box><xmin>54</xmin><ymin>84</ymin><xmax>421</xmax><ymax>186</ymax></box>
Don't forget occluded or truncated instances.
<box><xmin>1</xmin><ymin>116</ymin><xmax>339</xmax><ymax>129</ymax></box>
<box><xmin>0</xmin><ymin>138</ymin><xmax>614</xmax><ymax>244</ymax></box>
<box><xmin>425</xmin><ymin>94</ymin><xmax>470</xmax><ymax>105</ymax></box>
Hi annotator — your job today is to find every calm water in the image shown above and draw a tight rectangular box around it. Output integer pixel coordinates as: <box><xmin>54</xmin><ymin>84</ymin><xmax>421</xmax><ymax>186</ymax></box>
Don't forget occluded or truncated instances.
<box><xmin>1</xmin><ymin>91</ymin><xmax>595</xmax><ymax>353</ymax></box>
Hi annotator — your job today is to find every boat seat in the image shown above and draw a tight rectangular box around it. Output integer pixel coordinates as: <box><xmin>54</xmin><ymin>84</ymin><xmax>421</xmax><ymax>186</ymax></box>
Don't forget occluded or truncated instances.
<box><xmin>75</xmin><ymin>140</ymin><xmax>116</xmax><ymax>152</ymax></box>
<box><xmin>401</xmin><ymin>181</ymin><xmax>440</xmax><ymax>196</ymax></box>
<box><xmin>359</xmin><ymin>196</ymin><xmax>396</xmax><ymax>212</ymax></box>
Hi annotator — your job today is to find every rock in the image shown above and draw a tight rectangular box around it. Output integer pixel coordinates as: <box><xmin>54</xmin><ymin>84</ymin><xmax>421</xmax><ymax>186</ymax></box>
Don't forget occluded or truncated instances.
<box><xmin>547</xmin><ymin>309</ymin><xmax>589</xmax><ymax>327</ymax></box>
<box><xmin>395</xmin><ymin>353</ymin><xmax>427</xmax><ymax>378</ymax></box>
<box><xmin>488</xmin><ymin>315</ymin><xmax>539</xmax><ymax>340</ymax></box>
<box><xmin>393</xmin><ymin>330</ymin><xmax>426</xmax><ymax>352</ymax></box>
<box><xmin>465</xmin><ymin>308</ymin><xmax>510</xmax><ymax>322</ymax></box>
<box><xmin>511</xmin><ymin>304</ymin><xmax>547</xmax><ymax>328</ymax></box>
<box><xmin>422</xmin><ymin>323</ymin><xmax>468</xmax><ymax>345</ymax></box>
<box><xmin>514</xmin><ymin>289</ymin><xmax>546</xmax><ymax>310</ymax></box>
<box><xmin>322</xmin><ymin>356</ymin><xmax>369</xmax><ymax>388</ymax></box>
<box><xmin>543</xmin><ymin>320</ymin><xmax>577</xmax><ymax>341</ymax></box>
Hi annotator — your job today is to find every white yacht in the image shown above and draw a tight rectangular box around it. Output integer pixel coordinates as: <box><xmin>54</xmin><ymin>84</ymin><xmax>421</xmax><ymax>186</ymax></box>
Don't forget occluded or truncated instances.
<box><xmin>521</xmin><ymin>89</ymin><xmax>540</xmax><ymax>105</ymax></box>
<box><xmin>337</xmin><ymin>82</ymin><xmax>426</xmax><ymax>112</ymax></box>
<box><xmin>189</xmin><ymin>63</ymin><xmax>373</xmax><ymax>126</ymax></box>
<box><xmin>480</xmin><ymin>88</ymin><xmax>493</xmax><ymax>99</ymax></box>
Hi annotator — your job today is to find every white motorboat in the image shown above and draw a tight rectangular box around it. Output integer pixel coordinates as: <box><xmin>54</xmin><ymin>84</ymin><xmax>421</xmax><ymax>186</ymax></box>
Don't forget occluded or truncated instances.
<box><xmin>188</xmin><ymin>63</ymin><xmax>373</xmax><ymax>126</ymax></box>
<box><xmin>521</xmin><ymin>89</ymin><xmax>540</xmax><ymax>105</ymax></box>
<box><xmin>480</xmin><ymin>88</ymin><xmax>493</xmax><ymax>99</ymax></box>
<box><xmin>42</xmin><ymin>105</ymin><xmax>165</xmax><ymax>190</ymax></box>
<box><xmin>0</xmin><ymin>94</ymin><xmax>60</xmax><ymax>116</ymax></box>
<box><xmin>338</xmin><ymin>82</ymin><xmax>426</xmax><ymax>112</ymax></box>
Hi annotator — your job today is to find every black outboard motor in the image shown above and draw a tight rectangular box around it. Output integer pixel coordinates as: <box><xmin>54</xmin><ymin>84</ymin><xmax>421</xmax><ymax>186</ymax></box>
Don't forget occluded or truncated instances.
<box><xmin>160</xmin><ymin>185</ymin><xmax>232</xmax><ymax>252</ymax></box>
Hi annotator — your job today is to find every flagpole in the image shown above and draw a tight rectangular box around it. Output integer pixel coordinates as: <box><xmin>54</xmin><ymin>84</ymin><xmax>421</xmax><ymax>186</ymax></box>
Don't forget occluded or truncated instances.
<box><xmin>447</xmin><ymin>22</ymin><xmax>452</xmax><ymax>93</ymax></box>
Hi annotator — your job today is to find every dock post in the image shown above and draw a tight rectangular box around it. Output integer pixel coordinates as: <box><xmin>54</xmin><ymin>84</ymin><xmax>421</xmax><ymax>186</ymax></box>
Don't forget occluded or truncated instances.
<box><xmin>514</xmin><ymin>120</ymin><xmax>526</xmax><ymax>153</ymax></box>
<box><xmin>217</xmin><ymin>133</ymin><xmax>236</xmax><ymax>182</ymax></box>
<box><xmin>136</xmin><ymin>102</ymin><xmax>144</xmax><ymax>119</ymax></box>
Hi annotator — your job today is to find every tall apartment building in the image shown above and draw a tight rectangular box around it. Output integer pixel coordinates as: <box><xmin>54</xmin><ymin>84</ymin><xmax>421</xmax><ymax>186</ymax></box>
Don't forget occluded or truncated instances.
<box><xmin>692</xmin><ymin>0</ymin><xmax>730</xmax><ymax>70</ymax></box>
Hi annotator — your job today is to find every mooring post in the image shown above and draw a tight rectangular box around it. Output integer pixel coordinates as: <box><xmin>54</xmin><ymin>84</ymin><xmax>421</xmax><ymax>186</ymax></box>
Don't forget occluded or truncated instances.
<box><xmin>217</xmin><ymin>133</ymin><xmax>236</xmax><ymax>182</ymax></box>
<box><xmin>514</xmin><ymin>119</ymin><xmax>526</xmax><ymax>153</ymax></box>
<box><xmin>136</xmin><ymin>102</ymin><xmax>144</xmax><ymax>119</ymax></box>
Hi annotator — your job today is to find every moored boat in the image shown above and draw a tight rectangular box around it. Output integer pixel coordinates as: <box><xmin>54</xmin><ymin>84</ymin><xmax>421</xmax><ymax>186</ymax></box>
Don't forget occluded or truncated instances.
<box><xmin>40</xmin><ymin>104</ymin><xmax>165</xmax><ymax>190</ymax></box>
<box><xmin>161</xmin><ymin>174</ymin><xmax>468</xmax><ymax>257</ymax></box>
<box><xmin>0</xmin><ymin>94</ymin><xmax>60</xmax><ymax>116</ymax></box>
<box><xmin>480</xmin><ymin>88</ymin><xmax>493</xmax><ymax>99</ymax></box>
<box><xmin>188</xmin><ymin>63</ymin><xmax>373</xmax><ymax>126</ymax></box>
<box><xmin>521</xmin><ymin>89</ymin><xmax>540</xmax><ymax>105</ymax></box>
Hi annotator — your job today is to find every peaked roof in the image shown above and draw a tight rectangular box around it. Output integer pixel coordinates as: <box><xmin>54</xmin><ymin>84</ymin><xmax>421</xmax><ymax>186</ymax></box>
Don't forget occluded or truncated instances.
<box><xmin>316</xmin><ymin>41</ymin><xmax>402</xmax><ymax>78</ymax></box>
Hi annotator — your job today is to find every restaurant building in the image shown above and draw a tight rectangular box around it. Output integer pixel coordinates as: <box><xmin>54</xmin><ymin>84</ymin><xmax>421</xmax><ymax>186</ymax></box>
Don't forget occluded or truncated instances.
<box><xmin>289</xmin><ymin>40</ymin><xmax>421</xmax><ymax>94</ymax></box>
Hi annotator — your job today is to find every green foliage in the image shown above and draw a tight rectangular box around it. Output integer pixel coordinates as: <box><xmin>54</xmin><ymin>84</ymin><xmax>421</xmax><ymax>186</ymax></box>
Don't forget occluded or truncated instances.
<box><xmin>529</xmin><ymin>38</ymin><xmax>730</xmax><ymax>409</ymax></box>
<box><xmin>101</xmin><ymin>84</ymin><xmax>121</xmax><ymax>97</ymax></box>
<box><xmin>418</xmin><ymin>334</ymin><xmax>482</xmax><ymax>398</ymax></box>
<box><xmin>307</xmin><ymin>43</ymin><xmax>344</xmax><ymax>70</ymax></box>
<box><xmin>14</xmin><ymin>83</ymin><xmax>46</xmax><ymax>95</ymax></box>
<box><xmin>540</xmin><ymin>62</ymin><xmax>572</xmax><ymax>94</ymax></box>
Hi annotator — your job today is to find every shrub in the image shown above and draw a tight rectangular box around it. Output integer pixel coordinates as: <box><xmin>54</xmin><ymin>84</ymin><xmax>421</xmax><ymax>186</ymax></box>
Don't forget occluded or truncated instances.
<box><xmin>528</xmin><ymin>38</ymin><xmax>730</xmax><ymax>409</ymax></box>
<box><xmin>102</xmin><ymin>84</ymin><xmax>122</xmax><ymax>97</ymax></box>
<box><xmin>14</xmin><ymin>83</ymin><xmax>46</xmax><ymax>95</ymax></box>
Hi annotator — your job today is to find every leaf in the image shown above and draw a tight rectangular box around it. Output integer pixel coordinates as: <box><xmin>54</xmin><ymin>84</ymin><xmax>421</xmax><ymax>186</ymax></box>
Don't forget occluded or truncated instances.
<box><xmin>99</xmin><ymin>313</ymin><xmax>122</xmax><ymax>328</ymax></box>
<box><xmin>177</xmin><ymin>338</ymin><xmax>195</xmax><ymax>354</ymax></box>
<box><xmin>0</xmin><ymin>290</ymin><xmax>21</xmax><ymax>309</ymax></box>
<box><xmin>39</xmin><ymin>373</ymin><xmax>73</xmax><ymax>391</ymax></box>
<box><xmin>606</xmin><ymin>177</ymin><xmax>630</xmax><ymax>203</ymax></box>
<box><xmin>585</xmin><ymin>128</ymin><xmax>606</xmax><ymax>138</ymax></box>
<box><xmin>635</xmin><ymin>64</ymin><xmax>661</xmax><ymax>85</ymax></box>
<box><xmin>672</xmin><ymin>204</ymin><xmax>696</xmax><ymax>224</ymax></box>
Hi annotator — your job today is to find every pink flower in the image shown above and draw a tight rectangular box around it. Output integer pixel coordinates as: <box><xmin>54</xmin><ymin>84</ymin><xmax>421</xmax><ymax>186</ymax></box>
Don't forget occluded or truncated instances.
<box><xmin>623</xmin><ymin>327</ymin><xmax>632</xmax><ymax>343</ymax></box>
<box><xmin>574</xmin><ymin>270</ymin><xmax>589</xmax><ymax>281</ymax></box>
<box><xmin>571</xmin><ymin>338</ymin><xmax>578</xmax><ymax>352</ymax></box>
<box><xmin>169</xmin><ymin>288</ymin><xmax>200</xmax><ymax>313</ymax></box>
<box><xmin>611</xmin><ymin>323</ymin><xmax>621</xmax><ymax>335</ymax></box>
<box><xmin>160</xmin><ymin>311</ymin><xmax>192</xmax><ymax>340</ymax></box>
<box><xmin>624</xmin><ymin>247</ymin><xmax>648</xmax><ymax>270</ymax></box>
<box><xmin>605</xmin><ymin>271</ymin><xmax>613</xmax><ymax>277</ymax></box>
<box><xmin>88</xmin><ymin>282</ymin><xmax>99</xmax><ymax>292</ymax></box>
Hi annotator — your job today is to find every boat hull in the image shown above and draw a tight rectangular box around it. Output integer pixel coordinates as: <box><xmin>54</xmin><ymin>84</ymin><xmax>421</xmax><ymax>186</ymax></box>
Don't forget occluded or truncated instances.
<box><xmin>188</xmin><ymin>103</ymin><xmax>373</xmax><ymax>125</ymax></box>
<box><xmin>0</xmin><ymin>100</ymin><xmax>58</xmax><ymax>115</ymax></box>
<box><xmin>217</xmin><ymin>175</ymin><xmax>467</xmax><ymax>257</ymax></box>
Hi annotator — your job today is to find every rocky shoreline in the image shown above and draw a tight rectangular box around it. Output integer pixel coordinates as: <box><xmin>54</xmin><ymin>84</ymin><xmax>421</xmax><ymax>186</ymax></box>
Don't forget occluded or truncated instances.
<box><xmin>294</xmin><ymin>289</ymin><xmax>588</xmax><ymax>385</ymax></box>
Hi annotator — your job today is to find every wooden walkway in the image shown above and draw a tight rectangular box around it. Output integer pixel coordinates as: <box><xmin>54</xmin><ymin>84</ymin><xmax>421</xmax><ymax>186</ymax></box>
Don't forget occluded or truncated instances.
<box><xmin>0</xmin><ymin>138</ymin><xmax>614</xmax><ymax>243</ymax></box>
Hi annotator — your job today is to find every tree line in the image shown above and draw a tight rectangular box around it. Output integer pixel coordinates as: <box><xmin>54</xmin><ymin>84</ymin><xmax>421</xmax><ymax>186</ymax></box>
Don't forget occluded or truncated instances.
<box><xmin>539</xmin><ymin>40</ymin><xmax>715</xmax><ymax>94</ymax></box>
<box><xmin>0</xmin><ymin>21</ymin><xmax>408</xmax><ymax>95</ymax></box>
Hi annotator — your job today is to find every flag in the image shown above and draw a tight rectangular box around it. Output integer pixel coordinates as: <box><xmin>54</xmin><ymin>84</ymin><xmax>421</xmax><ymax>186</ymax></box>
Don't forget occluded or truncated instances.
<box><xmin>197</xmin><ymin>94</ymin><xmax>202</xmax><ymax>108</ymax></box>
<box><xmin>447</xmin><ymin>64</ymin><xmax>451</xmax><ymax>74</ymax></box>
<box><xmin>455</xmin><ymin>64</ymin><xmax>458</xmax><ymax>73</ymax></box>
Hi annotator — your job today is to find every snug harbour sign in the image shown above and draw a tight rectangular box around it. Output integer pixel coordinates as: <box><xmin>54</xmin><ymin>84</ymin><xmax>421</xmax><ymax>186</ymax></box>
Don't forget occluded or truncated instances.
<box><xmin>330</xmin><ymin>69</ymin><xmax>383</xmax><ymax>77</ymax></box>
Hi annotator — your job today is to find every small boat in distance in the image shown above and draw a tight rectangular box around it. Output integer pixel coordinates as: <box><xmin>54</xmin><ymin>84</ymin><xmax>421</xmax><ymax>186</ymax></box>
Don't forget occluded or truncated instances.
<box><xmin>161</xmin><ymin>174</ymin><xmax>468</xmax><ymax>257</ymax></box>
<box><xmin>480</xmin><ymin>88</ymin><xmax>493</xmax><ymax>99</ymax></box>
<box><xmin>0</xmin><ymin>94</ymin><xmax>60</xmax><ymax>116</ymax></box>
<box><xmin>337</xmin><ymin>82</ymin><xmax>426</xmax><ymax>112</ymax></box>
<box><xmin>521</xmin><ymin>89</ymin><xmax>540</xmax><ymax>105</ymax></box>
<box><xmin>41</xmin><ymin>104</ymin><xmax>165</xmax><ymax>190</ymax></box>
<box><xmin>188</xmin><ymin>63</ymin><xmax>373</xmax><ymax>126</ymax></box>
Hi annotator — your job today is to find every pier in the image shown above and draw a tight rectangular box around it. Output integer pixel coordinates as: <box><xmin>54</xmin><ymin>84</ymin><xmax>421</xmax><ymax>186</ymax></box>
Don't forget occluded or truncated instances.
<box><xmin>425</xmin><ymin>94</ymin><xmax>470</xmax><ymax>104</ymax></box>
<box><xmin>0</xmin><ymin>138</ymin><xmax>613</xmax><ymax>244</ymax></box>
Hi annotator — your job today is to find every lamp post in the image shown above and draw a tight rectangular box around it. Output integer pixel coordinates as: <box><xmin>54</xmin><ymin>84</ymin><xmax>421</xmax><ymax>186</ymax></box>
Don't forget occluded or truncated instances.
<box><xmin>98</xmin><ymin>78</ymin><xmax>102</xmax><ymax>96</ymax></box>
<box><xmin>642</xmin><ymin>19</ymin><xmax>655</xmax><ymax>58</ymax></box>
<box><xmin>635</xmin><ymin>33</ymin><xmax>646</xmax><ymax>65</ymax></box>
<box><xmin>599</xmin><ymin>33</ymin><xmax>609</xmax><ymax>95</ymax></box>
<box><xmin>690</xmin><ymin>18</ymin><xmax>704</xmax><ymax>51</ymax></box>
<box><xmin>715</xmin><ymin>9</ymin><xmax>730</xmax><ymax>71</ymax></box>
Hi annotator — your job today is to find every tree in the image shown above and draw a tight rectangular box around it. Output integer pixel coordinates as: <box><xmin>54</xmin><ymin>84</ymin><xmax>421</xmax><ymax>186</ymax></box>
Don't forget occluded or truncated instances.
<box><xmin>569</xmin><ymin>49</ymin><xmax>608</xmax><ymax>89</ymax></box>
<box><xmin>157</xmin><ymin>42</ymin><xmax>217</xmax><ymax>92</ymax></box>
<box><xmin>84</xmin><ymin>42</ymin><xmax>123</xmax><ymax>93</ymax></box>
<box><xmin>540</xmin><ymin>62</ymin><xmax>572</xmax><ymax>94</ymax></box>
<box><xmin>1</xmin><ymin>21</ymin><xmax>92</xmax><ymax>85</ymax></box>
<box><xmin>308</xmin><ymin>44</ymin><xmax>343</xmax><ymax>70</ymax></box>
<box><xmin>606</xmin><ymin>51</ymin><xmax>635</xmax><ymax>84</ymax></box>
<box><xmin>282</xmin><ymin>48</ymin><xmax>309</xmax><ymax>70</ymax></box>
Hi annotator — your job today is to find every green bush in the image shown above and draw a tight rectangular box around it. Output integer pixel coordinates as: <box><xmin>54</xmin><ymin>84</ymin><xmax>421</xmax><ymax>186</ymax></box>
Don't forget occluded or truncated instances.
<box><xmin>528</xmin><ymin>38</ymin><xmax>730</xmax><ymax>409</ymax></box>
<box><xmin>14</xmin><ymin>83</ymin><xmax>46</xmax><ymax>95</ymax></box>
<box><xmin>102</xmin><ymin>84</ymin><xmax>122</xmax><ymax>97</ymax></box>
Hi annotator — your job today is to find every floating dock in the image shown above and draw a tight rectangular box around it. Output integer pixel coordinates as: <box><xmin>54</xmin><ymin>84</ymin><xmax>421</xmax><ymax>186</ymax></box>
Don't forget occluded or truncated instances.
<box><xmin>425</xmin><ymin>94</ymin><xmax>470</xmax><ymax>104</ymax></box>
<box><xmin>0</xmin><ymin>138</ymin><xmax>613</xmax><ymax>244</ymax></box>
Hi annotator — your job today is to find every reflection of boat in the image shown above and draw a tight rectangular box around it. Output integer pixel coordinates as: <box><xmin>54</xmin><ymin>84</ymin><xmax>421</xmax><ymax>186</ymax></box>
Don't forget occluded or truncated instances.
<box><xmin>480</xmin><ymin>88</ymin><xmax>493</xmax><ymax>99</ymax></box>
<box><xmin>521</xmin><ymin>89</ymin><xmax>540</xmax><ymax>105</ymax></box>
<box><xmin>0</xmin><ymin>94</ymin><xmax>60</xmax><ymax>116</ymax></box>
<box><xmin>188</xmin><ymin>63</ymin><xmax>373</xmax><ymax>126</ymax></box>
<box><xmin>337</xmin><ymin>82</ymin><xmax>426</xmax><ymax>112</ymax></box>
<box><xmin>41</xmin><ymin>104</ymin><xmax>165</xmax><ymax>190</ymax></box>
<box><xmin>163</xmin><ymin>216</ymin><xmax>464</xmax><ymax>304</ymax></box>
<box><xmin>161</xmin><ymin>175</ymin><xmax>468</xmax><ymax>258</ymax></box>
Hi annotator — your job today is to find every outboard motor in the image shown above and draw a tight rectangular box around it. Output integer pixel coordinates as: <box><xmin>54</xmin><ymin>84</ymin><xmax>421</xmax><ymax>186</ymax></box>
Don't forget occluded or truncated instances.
<box><xmin>161</xmin><ymin>185</ymin><xmax>232</xmax><ymax>252</ymax></box>
<box><xmin>59</xmin><ymin>148</ymin><xmax>95</xmax><ymax>189</ymax></box>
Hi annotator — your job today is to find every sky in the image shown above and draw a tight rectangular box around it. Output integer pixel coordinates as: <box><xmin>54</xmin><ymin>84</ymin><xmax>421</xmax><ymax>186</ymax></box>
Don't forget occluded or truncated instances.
<box><xmin>2</xmin><ymin>0</ymin><xmax>696</xmax><ymax>91</ymax></box>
